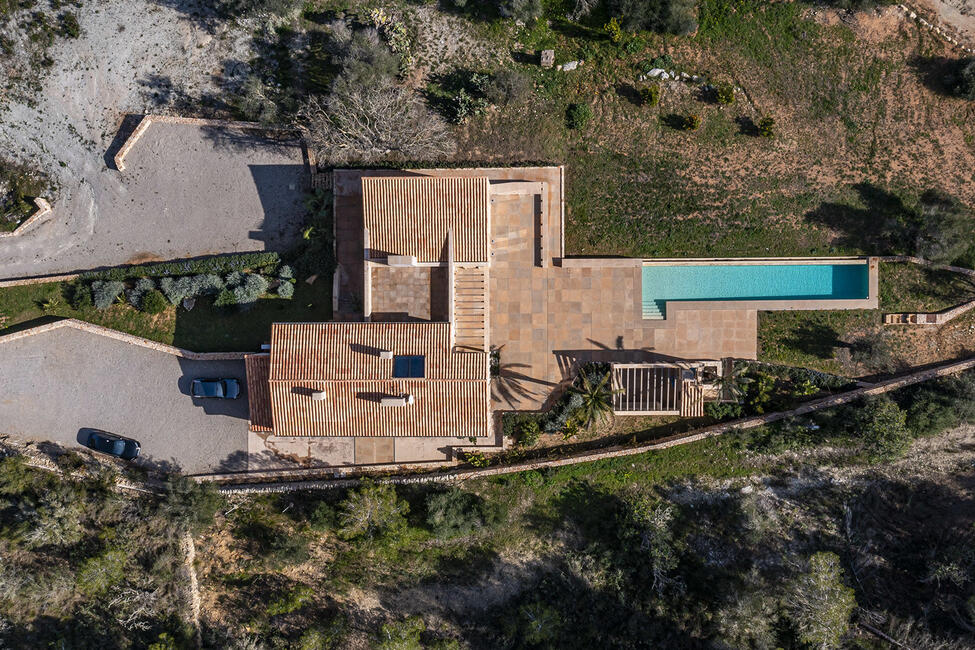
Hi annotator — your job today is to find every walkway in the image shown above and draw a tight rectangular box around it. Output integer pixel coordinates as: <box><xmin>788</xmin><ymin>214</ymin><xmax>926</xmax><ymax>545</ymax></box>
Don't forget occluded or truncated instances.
<box><xmin>0</xmin><ymin>121</ymin><xmax>308</xmax><ymax>279</ymax></box>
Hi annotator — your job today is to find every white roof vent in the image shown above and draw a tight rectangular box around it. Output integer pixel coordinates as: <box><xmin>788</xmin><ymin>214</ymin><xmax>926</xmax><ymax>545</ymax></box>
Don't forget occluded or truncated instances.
<box><xmin>379</xmin><ymin>349</ymin><xmax>394</xmax><ymax>359</ymax></box>
<box><xmin>311</xmin><ymin>390</ymin><xmax>328</xmax><ymax>401</ymax></box>
<box><xmin>380</xmin><ymin>393</ymin><xmax>414</xmax><ymax>407</ymax></box>
<box><xmin>387</xmin><ymin>255</ymin><xmax>417</xmax><ymax>267</ymax></box>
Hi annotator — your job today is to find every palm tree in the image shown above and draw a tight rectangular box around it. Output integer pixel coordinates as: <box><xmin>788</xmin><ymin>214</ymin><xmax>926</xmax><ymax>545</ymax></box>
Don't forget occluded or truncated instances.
<box><xmin>567</xmin><ymin>369</ymin><xmax>622</xmax><ymax>431</ymax></box>
<box><xmin>715</xmin><ymin>361</ymin><xmax>752</xmax><ymax>403</ymax></box>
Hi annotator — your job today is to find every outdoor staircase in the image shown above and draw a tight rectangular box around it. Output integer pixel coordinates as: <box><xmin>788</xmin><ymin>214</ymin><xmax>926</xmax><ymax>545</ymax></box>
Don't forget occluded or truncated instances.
<box><xmin>680</xmin><ymin>381</ymin><xmax>705</xmax><ymax>417</ymax></box>
<box><xmin>642</xmin><ymin>299</ymin><xmax>665</xmax><ymax>320</ymax></box>
<box><xmin>453</xmin><ymin>266</ymin><xmax>488</xmax><ymax>351</ymax></box>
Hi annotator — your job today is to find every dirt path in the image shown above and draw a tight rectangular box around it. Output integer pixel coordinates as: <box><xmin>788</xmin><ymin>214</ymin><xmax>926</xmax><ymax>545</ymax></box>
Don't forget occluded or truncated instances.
<box><xmin>181</xmin><ymin>531</ymin><xmax>203</xmax><ymax>649</ymax></box>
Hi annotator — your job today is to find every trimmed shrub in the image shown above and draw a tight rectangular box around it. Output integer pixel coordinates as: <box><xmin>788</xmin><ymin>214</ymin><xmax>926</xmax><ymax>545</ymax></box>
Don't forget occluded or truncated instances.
<box><xmin>517</xmin><ymin>419</ymin><xmax>541</xmax><ymax>447</ymax></box>
<box><xmin>159</xmin><ymin>276</ymin><xmax>194</xmax><ymax>305</ymax></box>
<box><xmin>715</xmin><ymin>82</ymin><xmax>735</xmax><ymax>105</ymax></box>
<box><xmin>225</xmin><ymin>271</ymin><xmax>245</xmax><ymax>288</ymax></box>
<box><xmin>190</xmin><ymin>273</ymin><xmax>224</xmax><ymax>296</ymax></box>
<box><xmin>80</xmin><ymin>252</ymin><xmax>280</xmax><ymax>282</ymax></box>
<box><xmin>91</xmin><ymin>280</ymin><xmax>124</xmax><ymax>310</ymax></box>
<box><xmin>567</xmin><ymin>103</ymin><xmax>593</xmax><ymax>129</ymax></box>
<box><xmin>277</xmin><ymin>265</ymin><xmax>294</xmax><ymax>280</ymax></box>
<box><xmin>140</xmin><ymin>289</ymin><xmax>168</xmax><ymax>314</ymax></box>
<box><xmin>640</xmin><ymin>84</ymin><xmax>661</xmax><ymax>106</ymax></box>
<box><xmin>214</xmin><ymin>288</ymin><xmax>237</xmax><ymax>307</ymax></box>
<box><xmin>126</xmin><ymin>277</ymin><xmax>155</xmax><ymax>308</ymax></box>
<box><xmin>277</xmin><ymin>281</ymin><xmax>295</xmax><ymax>299</ymax></box>
<box><xmin>233</xmin><ymin>273</ymin><xmax>270</xmax><ymax>305</ymax></box>
<box><xmin>66</xmin><ymin>282</ymin><xmax>93</xmax><ymax>309</ymax></box>
<box><xmin>758</xmin><ymin>115</ymin><xmax>775</xmax><ymax>137</ymax></box>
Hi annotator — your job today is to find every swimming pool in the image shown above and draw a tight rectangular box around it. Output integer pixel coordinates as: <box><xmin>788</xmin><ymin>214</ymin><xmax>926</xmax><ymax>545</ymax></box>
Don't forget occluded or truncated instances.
<box><xmin>641</xmin><ymin>261</ymin><xmax>871</xmax><ymax>319</ymax></box>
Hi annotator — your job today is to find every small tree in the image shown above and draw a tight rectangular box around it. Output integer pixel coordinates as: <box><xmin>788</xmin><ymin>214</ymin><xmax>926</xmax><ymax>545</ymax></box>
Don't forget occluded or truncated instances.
<box><xmin>954</xmin><ymin>58</ymin><xmax>975</xmax><ymax>100</ymax></box>
<box><xmin>140</xmin><ymin>289</ymin><xmax>168</xmax><ymax>314</ymax></box>
<box><xmin>914</xmin><ymin>189</ymin><xmax>973</xmax><ymax>264</ymax></box>
<box><xmin>567</xmin><ymin>103</ymin><xmax>593</xmax><ymax>130</ymax></box>
<box><xmin>567</xmin><ymin>368</ymin><xmax>620</xmax><ymax>430</ymax></box>
<box><xmin>517</xmin><ymin>419</ymin><xmax>541</xmax><ymax>447</ymax></box>
<box><xmin>715</xmin><ymin>82</ymin><xmax>735</xmax><ymax>105</ymax></box>
<box><xmin>786</xmin><ymin>552</ymin><xmax>856</xmax><ymax>649</ymax></box>
<box><xmin>484</xmin><ymin>68</ymin><xmax>532</xmax><ymax>106</ymax></box>
<box><xmin>425</xmin><ymin>489</ymin><xmax>483</xmax><ymax>538</ymax></box>
<box><xmin>856</xmin><ymin>396</ymin><xmax>911</xmax><ymax>462</ymax></box>
<box><xmin>849</xmin><ymin>330</ymin><xmax>898</xmax><ymax>373</ymax></box>
<box><xmin>640</xmin><ymin>83</ymin><xmax>661</xmax><ymax>106</ymax></box>
<box><xmin>757</xmin><ymin>115</ymin><xmax>775</xmax><ymax>137</ymax></box>
<box><xmin>337</xmin><ymin>481</ymin><xmax>409</xmax><ymax>539</ymax></box>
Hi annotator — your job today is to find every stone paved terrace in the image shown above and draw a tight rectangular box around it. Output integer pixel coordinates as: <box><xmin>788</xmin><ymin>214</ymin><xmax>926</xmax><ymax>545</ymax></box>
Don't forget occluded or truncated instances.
<box><xmin>334</xmin><ymin>167</ymin><xmax>758</xmax><ymax>413</ymax></box>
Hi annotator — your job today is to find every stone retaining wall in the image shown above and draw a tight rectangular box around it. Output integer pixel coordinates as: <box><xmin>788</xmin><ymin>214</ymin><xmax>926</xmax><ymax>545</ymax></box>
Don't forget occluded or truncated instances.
<box><xmin>897</xmin><ymin>3</ymin><xmax>975</xmax><ymax>53</ymax></box>
<box><xmin>113</xmin><ymin>114</ymin><xmax>299</xmax><ymax>172</ymax></box>
<box><xmin>0</xmin><ymin>197</ymin><xmax>52</xmax><ymax>238</ymax></box>
<box><xmin>0</xmin><ymin>318</ymin><xmax>246</xmax><ymax>361</ymax></box>
<box><xmin>214</xmin><ymin>353</ymin><xmax>975</xmax><ymax>492</ymax></box>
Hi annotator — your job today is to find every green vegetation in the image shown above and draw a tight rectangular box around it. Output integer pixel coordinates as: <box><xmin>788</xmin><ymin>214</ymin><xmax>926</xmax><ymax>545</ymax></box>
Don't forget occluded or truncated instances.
<box><xmin>0</xmin><ymin>158</ymin><xmax>48</xmax><ymax>232</ymax></box>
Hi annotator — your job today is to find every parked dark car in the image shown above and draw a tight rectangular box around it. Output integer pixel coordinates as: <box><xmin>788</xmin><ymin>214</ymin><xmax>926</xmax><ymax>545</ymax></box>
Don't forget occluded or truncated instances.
<box><xmin>191</xmin><ymin>378</ymin><xmax>240</xmax><ymax>399</ymax></box>
<box><xmin>84</xmin><ymin>430</ymin><xmax>141</xmax><ymax>460</ymax></box>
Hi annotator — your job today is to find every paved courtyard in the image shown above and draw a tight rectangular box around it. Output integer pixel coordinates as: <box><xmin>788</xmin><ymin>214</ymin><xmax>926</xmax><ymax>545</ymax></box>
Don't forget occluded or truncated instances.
<box><xmin>0</xmin><ymin>323</ymin><xmax>249</xmax><ymax>474</ymax></box>
<box><xmin>0</xmin><ymin>121</ymin><xmax>308</xmax><ymax>279</ymax></box>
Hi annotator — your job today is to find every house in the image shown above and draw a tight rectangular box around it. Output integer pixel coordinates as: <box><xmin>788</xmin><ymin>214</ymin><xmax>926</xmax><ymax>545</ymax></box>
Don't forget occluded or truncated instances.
<box><xmin>245</xmin><ymin>167</ymin><xmax>877</xmax><ymax>465</ymax></box>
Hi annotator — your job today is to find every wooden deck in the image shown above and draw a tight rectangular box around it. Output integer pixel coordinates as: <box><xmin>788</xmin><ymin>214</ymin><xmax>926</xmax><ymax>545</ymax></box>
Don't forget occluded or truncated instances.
<box><xmin>454</xmin><ymin>266</ymin><xmax>489</xmax><ymax>351</ymax></box>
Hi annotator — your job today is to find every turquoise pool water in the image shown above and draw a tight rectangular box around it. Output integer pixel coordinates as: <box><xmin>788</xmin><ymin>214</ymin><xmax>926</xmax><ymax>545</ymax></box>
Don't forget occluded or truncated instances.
<box><xmin>641</xmin><ymin>262</ymin><xmax>870</xmax><ymax>319</ymax></box>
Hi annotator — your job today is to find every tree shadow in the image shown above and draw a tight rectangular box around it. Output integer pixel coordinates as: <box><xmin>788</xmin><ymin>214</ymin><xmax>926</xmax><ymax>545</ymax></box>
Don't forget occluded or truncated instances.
<box><xmin>908</xmin><ymin>55</ymin><xmax>970</xmax><ymax>97</ymax></box>
<box><xmin>804</xmin><ymin>182</ymin><xmax>917</xmax><ymax>254</ymax></box>
<box><xmin>615</xmin><ymin>83</ymin><xmax>642</xmax><ymax>106</ymax></box>
<box><xmin>660</xmin><ymin>113</ymin><xmax>687</xmax><ymax>130</ymax></box>
<box><xmin>735</xmin><ymin>115</ymin><xmax>759</xmax><ymax>136</ymax></box>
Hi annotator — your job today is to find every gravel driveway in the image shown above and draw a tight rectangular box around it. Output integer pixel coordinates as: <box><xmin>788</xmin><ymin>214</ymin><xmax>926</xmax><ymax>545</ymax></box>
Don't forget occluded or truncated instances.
<box><xmin>0</xmin><ymin>121</ymin><xmax>308</xmax><ymax>280</ymax></box>
<box><xmin>0</xmin><ymin>324</ymin><xmax>250</xmax><ymax>474</ymax></box>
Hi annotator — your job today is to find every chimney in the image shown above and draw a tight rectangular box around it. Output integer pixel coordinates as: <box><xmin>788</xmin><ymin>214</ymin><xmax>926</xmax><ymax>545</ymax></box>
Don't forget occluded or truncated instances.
<box><xmin>311</xmin><ymin>390</ymin><xmax>327</xmax><ymax>401</ymax></box>
<box><xmin>380</xmin><ymin>393</ymin><xmax>414</xmax><ymax>407</ymax></box>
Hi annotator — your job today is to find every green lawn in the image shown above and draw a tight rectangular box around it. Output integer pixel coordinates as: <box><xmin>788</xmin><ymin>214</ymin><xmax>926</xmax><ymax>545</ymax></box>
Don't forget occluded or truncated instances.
<box><xmin>0</xmin><ymin>278</ymin><xmax>332</xmax><ymax>352</ymax></box>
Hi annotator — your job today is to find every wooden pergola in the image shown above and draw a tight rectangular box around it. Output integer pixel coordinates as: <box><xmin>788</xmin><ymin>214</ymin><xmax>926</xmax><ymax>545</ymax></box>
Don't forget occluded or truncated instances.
<box><xmin>612</xmin><ymin>363</ymin><xmax>707</xmax><ymax>417</ymax></box>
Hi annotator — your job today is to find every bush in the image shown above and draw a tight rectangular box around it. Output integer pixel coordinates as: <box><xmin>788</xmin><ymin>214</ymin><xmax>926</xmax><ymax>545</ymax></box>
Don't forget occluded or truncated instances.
<box><xmin>277</xmin><ymin>265</ymin><xmax>294</xmax><ymax>280</ymax></box>
<box><xmin>277</xmin><ymin>281</ymin><xmax>295</xmax><ymax>299</ymax></box>
<box><xmin>684</xmin><ymin>114</ymin><xmax>702</xmax><ymax>130</ymax></box>
<box><xmin>705</xmin><ymin>401</ymin><xmax>743</xmax><ymax>421</ymax></box>
<box><xmin>914</xmin><ymin>189</ymin><xmax>974</xmax><ymax>264</ymax></box>
<box><xmin>140</xmin><ymin>289</ymin><xmax>168</xmax><ymax>314</ymax></box>
<box><xmin>850</xmin><ymin>330</ymin><xmax>898</xmax><ymax>373</ymax></box>
<box><xmin>496</xmin><ymin>0</ymin><xmax>542</xmax><ymax>22</ymax></box>
<box><xmin>214</xmin><ymin>288</ymin><xmax>237</xmax><ymax>307</ymax></box>
<box><xmin>715</xmin><ymin>82</ymin><xmax>735</xmax><ymax>105</ymax></box>
<box><xmin>225</xmin><ymin>271</ymin><xmax>245</xmax><ymax>288</ymax></box>
<box><xmin>640</xmin><ymin>84</ymin><xmax>661</xmax><ymax>106</ymax></box>
<box><xmin>604</xmin><ymin>16</ymin><xmax>624</xmax><ymax>43</ymax></box>
<box><xmin>517</xmin><ymin>419</ymin><xmax>541</xmax><ymax>447</ymax></box>
<box><xmin>59</xmin><ymin>11</ymin><xmax>80</xmax><ymax>38</ymax></box>
<box><xmin>126</xmin><ymin>277</ymin><xmax>155</xmax><ymax>308</ymax></box>
<box><xmin>337</xmin><ymin>481</ymin><xmax>409</xmax><ymax>539</ymax></box>
<box><xmin>425</xmin><ymin>489</ymin><xmax>483</xmax><ymax>538</ymax></box>
<box><xmin>484</xmin><ymin>68</ymin><xmax>531</xmax><ymax>106</ymax></box>
<box><xmin>954</xmin><ymin>58</ymin><xmax>975</xmax><ymax>100</ymax></box>
<box><xmin>267</xmin><ymin>584</ymin><xmax>314</xmax><ymax>617</ymax></box>
<box><xmin>80</xmin><ymin>252</ymin><xmax>280</xmax><ymax>282</ymax></box>
<box><xmin>567</xmin><ymin>103</ymin><xmax>593</xmax><ymax>129</ymax></box>
<box><xmin>158</xmin><ymin>476</ymin><xmax>223</xmax><ymax>535</ymax></box>
<box><xmin>233</xmin><ymin>273</ymin><xmax>270</xmax><ymax>304</ymax></box>
<box><xmin>66</xmin><ymin>281</ymin><xmax>93</xmax><ymax>309</ymax></box>
<box><xmin>757</xmin><ymin>115</ymin><xmax>775</xmax><ymax>137</ymax></box>
<box><xmin>855</xmin><ymin>397</ymin><xmax>911</xmax><ymax>461</ymax></box>
<box><xmin>90</xmin><ymin>280</ymin><xmax>124</xmax><ymax>310</ymax></box>
<box><xmin>76</xmin><ymin>549</ymin><xmax>127</xmax><ymax>595</ymax></box>
<box><xmin>608</xmin><ymin>0</ymin><xmax>697</xmax><ymax>35</ymax></box>
<box><xmin>191</xmin><ymin>273</ymin><xmax>225</xmax><ymax>296</ymax></box>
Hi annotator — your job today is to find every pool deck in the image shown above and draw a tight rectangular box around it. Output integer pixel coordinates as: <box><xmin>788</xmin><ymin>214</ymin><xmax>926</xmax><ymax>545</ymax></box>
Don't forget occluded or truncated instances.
<box><xmin>334</xmin><ymin>168</ymin><xmax>886</xmax><ymax>413</ymax></box>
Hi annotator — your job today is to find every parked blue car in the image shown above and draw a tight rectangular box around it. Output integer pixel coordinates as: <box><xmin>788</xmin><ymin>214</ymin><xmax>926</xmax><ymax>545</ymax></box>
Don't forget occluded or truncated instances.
<box><xmin>191</xmin><ymin>378</ymin><xmax>241</xmax><ymax>399</ymax></box>
<box><xmin>85</xmin><ymin>430</ymin><xmax>141</xmax><ymax>460</ymax></box>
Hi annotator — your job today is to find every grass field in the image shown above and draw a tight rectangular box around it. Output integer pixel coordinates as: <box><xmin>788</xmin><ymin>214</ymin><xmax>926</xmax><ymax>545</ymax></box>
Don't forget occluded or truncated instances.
<box><xmin>0</xmin><ymin>279</ymin><xmax>332</xmax><ymax>351</ymax></box>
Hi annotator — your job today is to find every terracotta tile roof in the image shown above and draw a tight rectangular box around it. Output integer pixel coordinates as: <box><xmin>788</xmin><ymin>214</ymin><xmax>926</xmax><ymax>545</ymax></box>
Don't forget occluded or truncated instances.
<box><xmin>244</xmin><ymin>354</ymin><xmax>273</xmax><ymax>432</ymax></box>
<box><xmin>268</xmin><ymin>380</ymin><xmax>490</xmax><ymax>437</ymax></box>
<box><xmin>362</xmin><ymin>176</ymin><xmax>489</xmax><ymax>263</ymax></box>
<box><xmin>264</xmin><ymin>322</ymin><xmax>490</xmax><ymax>437</ymax></box>
<box><xmin>268</xmin><ymin>322</ymin><xmax>485</xmax><ymax>381</ymax></box>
